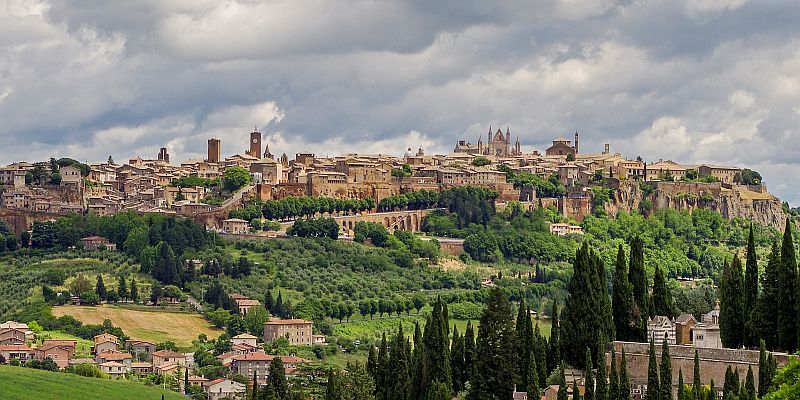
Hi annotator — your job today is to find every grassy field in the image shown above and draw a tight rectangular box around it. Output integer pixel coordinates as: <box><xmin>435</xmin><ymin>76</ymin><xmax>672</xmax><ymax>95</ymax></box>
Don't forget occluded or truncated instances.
<box><xmin>0</xmin><ymin>365</ymin><xmax>185</xmax><ymax>400</ymax></box>
<box><xmin>52</xmin><ymin>304</ymin><xmax>222</xmax><ymax>347</ymax></box>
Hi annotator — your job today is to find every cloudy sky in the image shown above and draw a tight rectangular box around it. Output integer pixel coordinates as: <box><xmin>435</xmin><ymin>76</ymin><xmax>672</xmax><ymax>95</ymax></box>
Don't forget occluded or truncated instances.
<box><xmin>2</xmin><ymin>0</ymin><xmax>800</xmax><ymax>204</ymax></box>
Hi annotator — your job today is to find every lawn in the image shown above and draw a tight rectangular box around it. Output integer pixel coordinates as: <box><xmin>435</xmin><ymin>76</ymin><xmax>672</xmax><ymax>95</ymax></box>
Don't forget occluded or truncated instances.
<box><xmin>52</xmin><ymin>304</ymin><xmax>222</xmax><ymax>347</ymax></box>
<box><xmin>0</xmin><ymin>365</ymin><xmax>185</xmax><ymax>400</ymax></box>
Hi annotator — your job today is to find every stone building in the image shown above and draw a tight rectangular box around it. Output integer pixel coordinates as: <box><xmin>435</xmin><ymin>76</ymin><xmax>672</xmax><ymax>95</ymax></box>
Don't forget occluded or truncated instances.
<box><xmin>646</xmin><ymin>315</ymin><xmax>677</xmax><ymax>344</ymax></box>
<box><xmin>264</xmin><ymin>319</ymin><xmax>314</xmax><ymax>345</ymax></box>
<box><xmin>694</xmin><ymin>301</ymin><xmax>722</xmax><ymax>349</ymax></box>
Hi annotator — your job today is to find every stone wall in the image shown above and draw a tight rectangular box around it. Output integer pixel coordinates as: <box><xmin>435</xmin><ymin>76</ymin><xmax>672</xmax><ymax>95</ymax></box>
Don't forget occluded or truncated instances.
<box><xmin>609</xmin><ymin>342</ymin><xmax>789</xmax><ymax>391</ymax></box>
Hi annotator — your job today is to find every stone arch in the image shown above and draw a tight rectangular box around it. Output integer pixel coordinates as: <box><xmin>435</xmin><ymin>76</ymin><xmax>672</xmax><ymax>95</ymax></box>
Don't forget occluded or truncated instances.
<box><xmin>411</xmin><ymin>213</ymin><xmax>419</xmax><ymax>231</ymax></box>
<box><xmin>399</xmin><ymin>219</ymin><xmax>406</xmax><ymax>230</ymax></box>
<box><xmin>348</xmin><ymin>221</ymin><xmax>354</xmax><ymax>230</ymax></box>
<box><xmin>384</xmin><ymin>217</ymin><xmax>390</xmax><ymax>228</ymax></box>
<box><xmin>405</xmin><ymin>215</ymin><xmax>412</xmax><ymax>231</ymax></box>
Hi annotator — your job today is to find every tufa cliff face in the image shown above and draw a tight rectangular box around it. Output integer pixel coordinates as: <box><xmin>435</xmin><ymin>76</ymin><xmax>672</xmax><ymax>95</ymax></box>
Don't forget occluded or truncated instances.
<box><xmin>608</xmin><ymin>181</ymin><xmax>788</xmax><ymax>231</ymax></box>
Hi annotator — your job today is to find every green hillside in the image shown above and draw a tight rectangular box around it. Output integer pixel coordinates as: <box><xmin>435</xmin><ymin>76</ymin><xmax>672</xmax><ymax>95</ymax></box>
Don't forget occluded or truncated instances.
<box><xmin>0</xmin><ymin>365</ymin><xmax>185</xmax><ymax>400</ymax></box>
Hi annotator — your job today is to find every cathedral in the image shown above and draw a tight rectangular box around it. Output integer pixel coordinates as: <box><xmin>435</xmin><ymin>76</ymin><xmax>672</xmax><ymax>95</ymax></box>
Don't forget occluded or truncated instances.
<box><xmin>454</xmin><ymin>126</ymin><xmax>522</xmax><ymax>157</ymax></box>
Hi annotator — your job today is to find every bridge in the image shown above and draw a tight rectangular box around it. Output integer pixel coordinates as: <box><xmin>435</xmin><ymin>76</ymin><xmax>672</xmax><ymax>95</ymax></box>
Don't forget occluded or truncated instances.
<box><xmin>276</xmin><ymin>209</ymin><xmax>436</xmax><ymax>234</ymax></box>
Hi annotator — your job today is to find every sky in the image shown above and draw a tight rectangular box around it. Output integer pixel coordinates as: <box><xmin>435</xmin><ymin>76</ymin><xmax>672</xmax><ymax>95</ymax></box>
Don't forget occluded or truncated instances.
<box><xmin>1</xmin><ymin>0</ymin><xmax>800</xmax><ymax>205</ymax></box>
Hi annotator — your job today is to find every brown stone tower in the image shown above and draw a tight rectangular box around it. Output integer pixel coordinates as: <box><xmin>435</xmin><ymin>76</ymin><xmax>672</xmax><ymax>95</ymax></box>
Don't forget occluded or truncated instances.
<box><xmin>574</xmin><ymin>131</ymin><xmax>579</xmax><ymax>154</ymax></box>
<box><xmin>157</xmin><ymin>147</ymin><xmax>169</xmax><ymax>164</ymax></box>
<box><xmin>249</xmin><ymin>127</ymin><xmax>261</xmax><ymax>158</ymax></box>
<box><xmin>207</xmin><ymin>138</ymin><xmax>221</xmax><ymax>163</ymax></box>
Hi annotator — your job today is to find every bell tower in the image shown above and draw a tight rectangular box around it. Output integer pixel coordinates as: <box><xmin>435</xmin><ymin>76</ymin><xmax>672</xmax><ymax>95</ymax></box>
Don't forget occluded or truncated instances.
<box><xmin>249</xmin><ymin>127</ymin><xmax>261</xmax><ymax>158</ymax></box>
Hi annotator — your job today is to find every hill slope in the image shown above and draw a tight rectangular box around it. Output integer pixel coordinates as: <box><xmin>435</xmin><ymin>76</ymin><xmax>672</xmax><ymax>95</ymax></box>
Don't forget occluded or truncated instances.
<box><xmin>0</xmin><ymin>365</ymin><xmax>185</xmax><ymax>400</ymax></box>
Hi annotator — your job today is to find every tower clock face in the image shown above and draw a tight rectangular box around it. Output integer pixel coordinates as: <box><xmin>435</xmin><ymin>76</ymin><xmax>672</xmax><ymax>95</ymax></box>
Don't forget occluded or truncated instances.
<box><xmin>253</xmin><ymin>138</ymin><xmax>259</xmax><ymax>143</ymax></box>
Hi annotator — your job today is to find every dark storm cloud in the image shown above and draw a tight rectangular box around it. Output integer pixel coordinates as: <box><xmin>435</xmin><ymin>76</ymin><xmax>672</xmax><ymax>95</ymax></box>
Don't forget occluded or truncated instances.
<box><xmin>1</xmin><ymin>0</ymin><xmax>800</xmax><ymax>204</ymax></box>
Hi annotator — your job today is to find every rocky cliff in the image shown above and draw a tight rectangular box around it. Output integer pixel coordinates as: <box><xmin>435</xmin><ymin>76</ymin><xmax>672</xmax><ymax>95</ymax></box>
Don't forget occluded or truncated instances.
<box><xmin>609</xmin><ymin>181</ymin><xmax>788</xmax><ymax>231</ymax></box>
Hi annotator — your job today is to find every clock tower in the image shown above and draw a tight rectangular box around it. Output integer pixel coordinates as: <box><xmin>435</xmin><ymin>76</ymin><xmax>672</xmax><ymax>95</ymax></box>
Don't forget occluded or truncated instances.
<box><xmin>249</xmin><ymin>127</ymin><xmax>261</xmax><ymax>158</ymax></box>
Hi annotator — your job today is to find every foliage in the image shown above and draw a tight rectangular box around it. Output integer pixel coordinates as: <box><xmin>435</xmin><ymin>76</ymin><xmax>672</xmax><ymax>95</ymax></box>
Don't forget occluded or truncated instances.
<box><xmin>261</xmin><ymin>196</ymin><xmax>374</xmax><ymax>220</ymax></box>
<box><xmin>223</xmin><ymin>166</ymin><xmax>251</xmax><ymax>191</ymax></box>
<box><xmin>471</xmin><ymin>157</ymin><xmax>491</xmax><ymax>167</ymax></box>
<box><xmin>498</xmin><ymin>165</ymin><xmax>566</xmax><ymax>198</ymax></box>
<box><xmin>286</xmin><ymin>218</ymin><xmax>340</xmax><ymax>239</ymax></box>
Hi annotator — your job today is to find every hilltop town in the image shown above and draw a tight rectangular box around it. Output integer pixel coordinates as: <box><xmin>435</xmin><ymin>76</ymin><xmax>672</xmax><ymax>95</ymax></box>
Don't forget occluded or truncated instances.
<box><xmin>0</xmin><ymin>127</ymin><xmax>786</xmax><ymax>236</ymax></box>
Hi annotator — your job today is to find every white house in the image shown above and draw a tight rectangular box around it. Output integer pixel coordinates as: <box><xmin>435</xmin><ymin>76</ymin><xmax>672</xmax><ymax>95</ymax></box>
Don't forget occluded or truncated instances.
<box><xmin>206</xmin><ymin>378</ymin><xmax>246</xmax><ymax>400</ymax></box>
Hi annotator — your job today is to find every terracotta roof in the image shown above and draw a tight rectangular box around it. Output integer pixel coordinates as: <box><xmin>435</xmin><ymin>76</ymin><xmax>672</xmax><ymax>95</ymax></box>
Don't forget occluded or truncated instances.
<box><xmin>232</xmin><ymin>333</ymin><xmax>258</xmax><ymax>339</ymax></box>
<box><xmin>131</xmin><ymin>362</ymin><xmax>152</xmax><ymax>368</ymax></box>
<box><xmin>232</xmin><ymin>352</ymin><xmax>273</xmax><ymax>362</ymax></box>
<box><xmin>207</xmin><ymin>378</ymin><xmax>227</xmax><ymax>386</ymax></box>
<box><xmin>265</xmin><ymin>318</ymin><xmax>312</xmax><ymax>325</ymax></box>
<box><xmin>98</xmin><ymin>351</ymin><xmax>132</xmax><ymax>361</ymax></box>
<box><xmin>100</xmin><ymin>361</ymin><xmax>125</xmax><ymax>367</ymax></box>
<box><xmin>153</xmin><ymin>349</ymin><xmax>185</xmax><ymax>358</ymax></box>
<box><xmin>0</xmin><ymin>344</ymin><xmax>31</xmax><ymax>351</ymax></box>
<box><xmin>236</xmin><ymin>299</ymin><xmax>260</xmax><ymax>306</ymax></box>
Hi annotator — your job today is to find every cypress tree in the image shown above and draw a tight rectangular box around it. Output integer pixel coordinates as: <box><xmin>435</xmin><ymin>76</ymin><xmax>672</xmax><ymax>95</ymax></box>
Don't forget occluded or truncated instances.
<box><xmin>613</xmin><ymin>244</ymin><xmax>637</xmax><ymax>342</ymax></box>
<box><xmin>744</xmin><ymin>366</ymin><xmax>756</xmax><ymax>400</ymax></box>
<box><xmin>130</xmin><ymin>278</ymin><xmax>138</xmax><ymax>302</ymax></box>
<box><xmin>515</xmin><ymin>299</ymin><xmax>532</xmax><ymax>392</ymax></box>
<box><xmin>557</xmin><ymin>368</ymin><xmax>568</xmax><ymax>400</ymax></box>
<box><xmin>377</xmin><ymin>333</ymin><xmax>388</xmax><ymax>400</ymax></box>
<box><xmin>596</xmin><ymin>347</ymin><xmax>608</xmax><ymax>400</ymax></box>
<box><xmin>730</xmin><ymin>367</ymin><xmax>740</xmax><ymax>398</ymax></box>
<box><xmin>549</xmin><ymin>300</ymin><xmax>561</xmax><ymax>371</ymax></box>
<box><xmin>527</xmin><ymin>350</ymin><xmax>540</xmax><ymax>400</ymax></box>
<box><xmin>366</xmin><ymin>345</ymin><xmax>378</xmax><ymax>383</ymax></box>
<box><xmin>267</xmin><ymin>357</ymin><xmax>288</xmax><ymax>400</ymax></box>
<box><xmin>468</xmin><ymin>288</ymin><xmax>517</xmax><ymax>400</ymax></box>
<box><xmin>265</xmin><ymin>289</ymin><xmax>275</xmax><ymax>315</ymax></box>
<box><xmin>450</xmin><ymin>325</ymin><xmax>465</xmax><ymax>393</ymax></box>
<box><xmin>118</xmin><ymin>275</ymin><xmax>128</xmax><ymax>302</ymax></box>
<box><xmin>275</xmin><ymin>291</ymin><xmax>284</xmax><ymax>319</ymax></box>
<box><xmin>707</xmin><ymin>380</ymin><xmax>717</xmax><ymax>400</ymax></box>
<box><xmin>422</xmin><ymin>298</ymin><xmax>451</xmax><ymax>396</ymax></box>
<box><xmin>778</xmin><ymin>217</ymin><xmax>797</xmax><ymax>352</ymax></box>
<box><xmin>185</xmin><ymin>367</ymin><xmax>191</xmax><ymax>395</ymax></box>
<box><xmin>462</xmin><ymin>321</ymin><xmax>476</xmax><ymax>385</ymax></box>
<box><xmin>584</xmin><ymin>348</ymin><xmax>595</xmax><ymax>400</ymax></box>
<box><xmin>572</xmin><ymin>380</ymin><xmax>580</xmax><ymax>400</ymax></box>
<box><xmin>412</xmin><ymin>321</ymin><xmax>426</xmax><ymax>400</ymax></box>
<box><xmin>96</xmin><ymin>274</ymin><xmax>107</xmax><ymax>300</ymax></box>
<box><xmin>722</xmin><ymin>366</ymin><xmax>735</xmax><ymax>399</ymax></box>
<box><xmin>251</xmin><ymin>370</ymin><xmax>258</xmax><ymax>400</ymax></box>
<box><xmin>720</xmin><ymin>255</ymin><xmax>745</xmax><ymax>349</ymax></box>
<box><xmin>659</xmin><ymin>335</ymin><xmax>672</xmax><ymax>400</ymax></box>
<box><xmin>692</xmin><ymin>350</ymin><xmax>702</xmax><ymax>400</ymax></box>
<box><xmin>743</xmin><ymin>224</ymin><xmax>759</xmax><ymax>348</ymax></box>
<box><xmin>628</xmin><ymin>237</ymin><xmax>648</xmax><ymax>341</ymax></box>
<box><xmin>325</xmin><ymin>369</ymin><xmax>339</xmax><ymax>400</ymax></box>
<box><xmin>609</xmin><ymin>350</ymin><xmax>619</xmax><ymax>400</ymax></box>
<box><xmin>619</xmin><ymin>348</ymin><xmax>631</xmax><ymax>400</ymax></box>
<box><xmin>387</xmin><ymin>325</ymin><xmax>410</xmax><ymax>400</ymax></box>
<box><xmin>534</xmin><ymin>323</ymin><xmax>548</xmax><ymax>389</ymax></box>
<box><xmin>645</xmin><ymin>339</ymin><xmax>659</xmax><ymax>400</ymax></box>
<box><xmin>758</xmin><ymin>340</ymin><xmax>770</xmax><ymax>397</ymax></box>
<box><xmin>757</xmin><ymin>242</ymin><xmax>780</xmax><ymax>349</ymax></box>
<box><xmin>652</xmin><ymin>267</ymin><xmax>673</xmax><ymax>317</ymax></box>
<box><xmin>563</xmin><ymin>243</ymin><xmax>612</xmax><ymax>367</ymax></box>
<box><xmin>677</xmin><ymin>369</ymin><xmax>686</xmax><ymax>400</ymax></box>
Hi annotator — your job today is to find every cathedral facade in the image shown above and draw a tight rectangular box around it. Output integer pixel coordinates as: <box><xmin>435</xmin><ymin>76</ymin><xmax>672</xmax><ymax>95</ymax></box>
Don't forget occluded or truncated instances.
<box><xmin>454</xmin><ymin>126</ymin><xmax>521</xmax><ymax>157</ymax></box>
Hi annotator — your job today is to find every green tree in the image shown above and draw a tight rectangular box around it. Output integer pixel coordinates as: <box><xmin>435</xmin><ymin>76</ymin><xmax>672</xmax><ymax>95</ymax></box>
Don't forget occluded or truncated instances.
<box><xmin>224</xmin><ymin>166</ymin><xmax>252</xmax><ymax>191</ymax></box>
<box><xmin>743</xmin><ymin>225</ymin><xmax>759</xmax><ymax>348</ymax></box>
<box><xmin>95</xmin><ymin>274</ymin><xmax>107</xmax><ymax>301</ymax></box>
<box><xmin>584</xmin><ymin>349</ymin><xmax>595</xmax><ymax>400</ymax></box>
<box><xmin>743</xmin><ymin>366</ymin><xmax>756</xmax><ymax>400</ymax></box>
<box><xmin>515</xmin><ymin>299</ymin><xmax>534</xmax><ymax>392</ymax></box>
<box><xmin>596</xmin><ymin>348</ymin><xmax>608</xmax><ymax>400</ymax></box>
<box><xmin>557</xmin><ymin>368</ymin><xmax>568</xmax><ymax>400</ymax></box>
<box><xmin>677</xmin><ymin>369</ymin><xmax>687</xmax><ymax>400</ymax></box>
<box><xmin>659</xmin><ymin>335</ymin><xmax>672</xmax><ymax>400</ymax></box>
<box><xmin>613</xmin><ymin>244</ymin><xmax>637</xmax><ymax>341</ymax></box>
<box><xmin>758</xmin><ymin>242</ymin><xmax>780</xmax><ymax>349</ymax></box>
<box><xmin>130</xmin><ymin>278</ymin><xmax>138</xmax><ymax>302</ymax></box>
<box><xmin>759</xmin><ymin>340</ymin><xmax>776</xmax><ymax>397</ymax></box>
<box><xmin>422</xmin><ymin>298</ymin><xmax>451</xmax><ymax>397</ymax></box>
<box><xmin>692</xmin><ymin>350</ymin><xmax>702</xmax><ymax>400</ymax></box>
<box><xmin>528</xmin><ymin>349</ymin><xmax>541</xmax><ymax>400</ymax></box>
<box><xmin>548</xmin><ymin>301</ymin><xmax>561</xmax><ymax>371</ymax></box>
<box><xmin>719</xmin><ymin>255</ymin><xmax>745</xmax><ymax>349</ymax></box>
<box><xmin>652</xmin><ymin>266</ymin><xmax>674</xmax><ymax>317</ymax></box>
<box><xmin>645</xmin><ymin>339</ymin><xmax>659</xmax><ymax>400</ymax></box>
<box><xmin>339</xmin><ymin>362</ymin><xmax>376</xmax><ymax>400</ymax></box>
<box><xmin>468</xmin><ymin>288</ymin><xmax>517</xmax><ymax>400</ymax></box>
<box><xmin>463</xmin><ymin>321</ymin><xmax>476</xmax><ymax>386</ymax></box>
<box><xmin>609</xmin><ymin>350</ymin><xmax>619</xmax><ymax>400</ymax></box>
<box><xmin>450</xmin><ymin>325</ymin><xmax>465</xmax><ymax>393</ymax></box>
<box><xmin>778</xmin><ymin>218</ymin><xmax>797</xmax><ymax>352</ymax></box>
<box><xmin>117</xmin><ymin>275</ymin><xmax>128</xmax><ymax>302</ymax></box>
<box><xmin>619</xmin><ymin>349</ymin><xmax>631</xmax><ymax>400</ymax></box>
<box><xmin>628</xmin><ymin>237</ymin><xmax>648</xmax><ymax>340</ymax></box>
<box><xmin>387</xmin><ymin>325</ymin><xmax>411</xmax><ymax>400</ymax></box>
<box><xmin>267</xmin><ymin>357</ymin><xmax>288</xmax><ymax>399</ymax></box>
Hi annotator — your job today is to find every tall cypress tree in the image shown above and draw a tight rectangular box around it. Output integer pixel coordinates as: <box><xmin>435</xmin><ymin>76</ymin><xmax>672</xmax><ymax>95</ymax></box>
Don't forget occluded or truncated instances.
<box><xmin>692</xmin><ymin>350</ymin><xmax>702</xmax><ymax>400</ymax></box>
<box><xmin>613</xmin><ymin>244</ymin><xmax>637</xmax><ymax>342</ymax></box>
<box><xmin>96</xmin><ymin>274</ymin><xmax>107</xmax><ymax>300</ymax></box>
<box><xmin>527</xmin><ymin>349</ymin><xmax>541</xmax><ymax>400</ymax></box>
<box><xmin>325</xmin><ymin>369</ymin><xmax>339</xmax><ymax>400</ymax></box>
<box><xmin>743</xmin><ymin>224</ymin><xmax>759</xmax><ymax>348</ymax></box>
<box><xmin>584</xmin><ymin>348</ymin><xmax>595</xmax><ymax>400</ymax></box>
<box><xmin>534</xmin><ymin>323</ymin><xmax>548</xmax><ymax>390</ymax></box>
<box><xmin>563</xmin><ymin>244</ymin><xmax>612</xmax><ymax>367</ymax></box>
<box><xmin>462</xmin><ymin>321</ymin><xmax>476</xmax><ymax>386</ymax></box>
<box><xmin>572</xmin><ymin>380</ymin><xmax>581</xmax><ymax>400</ymax></box>
<box><xmin>423</xmin><ymin>298</ymin><xmax>451</xmax><ymax>397</ymax></box>
<box><xmin>129</xmin><ymin>278</ymin><xmax>138</xmax><ymax>302</ymax></box>
<box><xmin>723</xmin><ymin>366</ymin><xmax>735</xmax><ymax>399</ymax></box>
<box><xmin>411</xmin><ymin>321</ymin><xmax>426</xmax><ymax>400</ymax></box>
<box><xmin>619</xmin><ymin>348</ymin><xmax>631</xmax><ymax>400</ymax></box>
<box><xmin>596</xmin><ymin>347</ymin><xmax>608</xmax><ymax>400</ymax></box>
<box><xmin>645</xmin><ymin>340</ymin><xmax>659</xmax><ymax>400</ymax></box>
<box><xmin>265</xmin><ymin>289</ymin><xmax>275</xmax><ymax>315</ymax></box>
<box><xmin>515</xmin><ymin>299</ymin><xmax>532</xmax><ymax>392</ymax></box>
<box><xmin>366</xmin><ymin>345</ymin><xmax>378</xmax><ymax>383</ymax></box>
<box><xmin>778</xmin><ymin>218</ymin><xmax>797</xmax><ymax>352</ymax></box>
<box><xmin>450</xmin><ymin>325</ymin><xmax>465</xmax><ymax>394</ymax></box>
<box><xmin>549</xmin><ymin>301</ymin><xmax>561</xmax><ymax>371</ymax></box>
<box><xmin>609</xmin><ymin>350</ymin><xmax>619</xmax><ymax>400</ymax></box>
<box><xmin>707</xmin><ymin>380</ymin><xmax>717</xmax><ymax>400</ymax></box>
<box><xmin>719</xmin><ymin>255</ymin><xmax>745</xmax><ymax>349</ymax></box>
<box><xmin>267</xmin><ymin>357</ymin><xmax>287</xmax><ymax>400</ymax></box>
<box><xmin>677</xmin><ymin>369</ymin><xmax>686</xmax><ymax>400</ymax></box>
<box><xmin>628</xmin><ymin>237</ymin><xmax>648</xmax><ymax>341</ymax></box>
<box><xmin>387</xmin><ymin>325</ymin><xmax>410</xmax><ymax>400</ymax></box>
<box><xmin>659</xmin><ymin>335</ymin><xmax>672</xmax><ymax>400</ymax></box>
<box><xmin>652</xmin><ymin>267</ymin><xmax>673</xmax><ymax>317</ymax></box>
<box><xmin>744</xmin><ymin>366</ymin><xmax>756</xmax><ymax>400</ymax></box>
<box><xmin>251</xmin><ymin>370</ymin><xmax>258</xmax><ymax>400</ymax></box>
<box><xmin>557</xmin><ymin>368</ymin><xmax>568</xmax><ymax>400</ymax></box>
<box><xmin>758</xmin><ymin>242</ymin><xmax>781</xmax><ymax>349</ymax></box>
<box><xmin>468</xmin><ymin>288</ymin><xmax>517</xmax><ymax>400</ymax></box>
<box><xmin>376</xmin><ymin>333</ymin><xmax>388</xmax><ymax>400</ymax></box>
